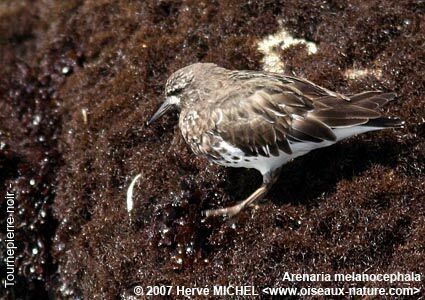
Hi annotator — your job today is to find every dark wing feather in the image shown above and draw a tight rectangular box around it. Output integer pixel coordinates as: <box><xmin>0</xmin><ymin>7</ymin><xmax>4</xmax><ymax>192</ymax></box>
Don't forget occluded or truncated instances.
<box><xmin>349</xmin><ymin>91</ymin><xmax>395</xmax><ymax>102</ymax></box>
<box><xmin>311</xmin><ymin>107</ymin><xmax>380</xmax><ymax>119</ymax></box>
<box><xmin>271</xmin><ymin>91</ymin><xmax>314</xmax><ymax>108</ymax></box>
<box><xmin>291</xmin><ymin>118</ymin><xmax>336</xmax><ymax>141</ymax></box>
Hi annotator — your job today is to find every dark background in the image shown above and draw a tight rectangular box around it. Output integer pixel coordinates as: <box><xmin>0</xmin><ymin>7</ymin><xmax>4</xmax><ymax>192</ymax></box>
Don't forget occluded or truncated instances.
<box><xmin>0</xmin><ymin>0</ymin><xmax>424</xmax><ymax>299</ymax></box>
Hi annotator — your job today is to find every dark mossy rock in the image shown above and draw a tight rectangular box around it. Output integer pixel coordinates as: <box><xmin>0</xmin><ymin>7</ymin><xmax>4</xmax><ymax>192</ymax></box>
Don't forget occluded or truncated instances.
<box><xmin>0</xmin><ymin>0</ymin><xmax>424</xmax><ymax>299</ymax></box>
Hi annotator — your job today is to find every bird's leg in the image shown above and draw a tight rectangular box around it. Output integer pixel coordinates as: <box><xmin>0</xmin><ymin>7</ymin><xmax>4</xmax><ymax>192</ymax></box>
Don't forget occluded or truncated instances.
<box><xmin>203</xmin><ymin>168</ymin><xmax>281</xmax><ymax>218</ymax></box>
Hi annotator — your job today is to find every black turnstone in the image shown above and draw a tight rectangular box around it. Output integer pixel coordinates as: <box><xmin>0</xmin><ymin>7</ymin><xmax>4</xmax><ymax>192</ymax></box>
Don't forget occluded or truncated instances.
<box><xmin>148</xmin><ymin>63</ymin><xmax>403</xmax><ymax>217</ymax></box>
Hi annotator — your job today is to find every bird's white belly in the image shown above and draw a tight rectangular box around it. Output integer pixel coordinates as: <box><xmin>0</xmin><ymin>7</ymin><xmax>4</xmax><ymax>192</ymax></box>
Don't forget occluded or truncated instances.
<box><xmin>215</xmin><ymin>139</ymin><xmax>332</xmax><ymax>175</ymax></box>
<box><xmin>213</xmin><ymin>126</ymin><xmax>382</xmax><ymax>175</ymax></box>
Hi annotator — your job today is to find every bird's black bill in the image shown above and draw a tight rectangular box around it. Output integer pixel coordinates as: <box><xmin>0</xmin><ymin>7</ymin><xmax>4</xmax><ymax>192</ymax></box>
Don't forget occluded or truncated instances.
<box><xmin>147</xmin><ymin>100</ymin><xmax>173</xmax><ymax>125</ymax></box>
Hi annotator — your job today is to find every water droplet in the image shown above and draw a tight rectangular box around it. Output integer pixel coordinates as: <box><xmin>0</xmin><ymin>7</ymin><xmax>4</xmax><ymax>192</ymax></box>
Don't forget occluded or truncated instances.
<box><xmin>186</xmin><ymin>246</ymin><xmax>193</xmax><ymax>254</ymax></box>
<box><xmin>57</xmin><ymin>243</ymin><xmax>65</xmax><ymax>252</ymax></box>
<box><xmin>62</xmin><ymin>66</ymin><xmax>70</xmax><ymax>74</ymax></box>
<box><xmin>32</xmin><ymin>248</ymin><xmax>39</xmax><ymax>255</ymax></box>
<box><xmin>33</xmin><ymin>115</ymin><xmax>41</xmax><ymax>126</ymax></box>
<box><xmin>30</xmin><ymin>179</ymin><xmax>35</xmax><ymax>186</ymax></box>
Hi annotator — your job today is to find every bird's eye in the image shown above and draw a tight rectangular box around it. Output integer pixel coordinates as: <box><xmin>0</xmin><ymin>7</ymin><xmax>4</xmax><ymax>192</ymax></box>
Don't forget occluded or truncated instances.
<box><xmin>167</xmin><ymin>86</ymin><xmax>184</xmax><ymax>96</ymax></box>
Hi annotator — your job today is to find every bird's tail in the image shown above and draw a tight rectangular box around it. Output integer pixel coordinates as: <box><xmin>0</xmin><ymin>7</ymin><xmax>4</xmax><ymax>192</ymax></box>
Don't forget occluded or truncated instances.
<box><xmin>362</xmin><ymin>116</ymin><xmax>404</xmax><ymax>128</ymax></box>
<box><xmin>312</xmin><ymin>91</ymin><xmax>404</xmax><ymax>129</ymax></box>
<box><xmin>349</xmin><ymin>91</ymin><xmax>405</xmax><ymax>128</ymax></box>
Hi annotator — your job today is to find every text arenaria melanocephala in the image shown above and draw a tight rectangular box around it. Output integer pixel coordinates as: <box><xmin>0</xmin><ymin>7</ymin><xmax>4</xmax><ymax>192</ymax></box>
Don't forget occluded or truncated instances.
<box><xmin>148</xmin><ymin>63</ymin><xmax>403</xmax><ymax>217</ymax></box>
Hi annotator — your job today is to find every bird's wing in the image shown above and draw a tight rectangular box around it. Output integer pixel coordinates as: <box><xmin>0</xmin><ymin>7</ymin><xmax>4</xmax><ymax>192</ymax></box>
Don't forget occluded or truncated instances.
<box><xmin>211</xmin><ymin>85</ymin><xmax>331</xmax><ymax>157</ymax></box>
<box><xmin>208</xmin><ymin>74</ymin><xmax>387</xmax><ymax>157</ymax></box>
<box><xmin>179</xmin><ymin>72</ymin><xmax>393</xmax><ymax>159</ymax></box>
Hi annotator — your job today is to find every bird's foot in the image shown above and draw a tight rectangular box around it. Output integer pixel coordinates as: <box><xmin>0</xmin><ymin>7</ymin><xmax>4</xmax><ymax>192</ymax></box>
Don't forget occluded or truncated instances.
<box><xmin>202</xmin><ymin>202</ymin><xmax>246</xmax><ymax>218</ymax></box>
<box><xmin>202</xmin><ymin>168</ymin><xmax>281</xmax><ymax>218</ymax></box>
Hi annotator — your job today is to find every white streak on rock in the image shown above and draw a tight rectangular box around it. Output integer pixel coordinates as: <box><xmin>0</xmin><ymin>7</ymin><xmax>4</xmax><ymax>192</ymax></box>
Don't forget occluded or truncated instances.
<box><xmin>127</xmin><ymin>173</ymin><xmax>142</xmax><ymax>214</ymax></box>
<box><xmin>81</xmin><ymin>108</ymin><xmax>88</xmax><ymax>124</ymax></box>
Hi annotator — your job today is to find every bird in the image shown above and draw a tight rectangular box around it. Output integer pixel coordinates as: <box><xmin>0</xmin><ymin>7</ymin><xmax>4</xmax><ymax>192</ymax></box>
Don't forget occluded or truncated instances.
<box><xmin>147</xmin><ymin>63</ymin><xmax>403</xmax><ymax>218</ymax></box>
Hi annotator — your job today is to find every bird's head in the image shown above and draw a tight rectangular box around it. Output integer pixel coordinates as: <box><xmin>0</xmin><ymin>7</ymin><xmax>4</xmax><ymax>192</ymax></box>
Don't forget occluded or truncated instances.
<box><xmin>147</xmin><ymin>63</ymin><xmax>218</xmax><ymax>125</ymax></box>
